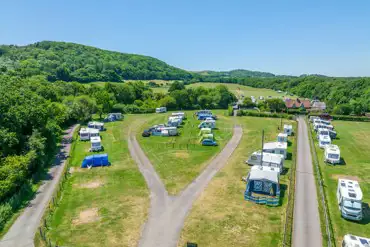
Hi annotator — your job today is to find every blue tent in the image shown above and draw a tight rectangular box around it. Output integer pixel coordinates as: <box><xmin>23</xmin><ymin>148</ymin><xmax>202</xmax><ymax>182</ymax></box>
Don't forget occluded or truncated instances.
<box><xmin>81</xmin><ymin>154</ymin><xmax>110</xmax><ymax>168</ymax></box>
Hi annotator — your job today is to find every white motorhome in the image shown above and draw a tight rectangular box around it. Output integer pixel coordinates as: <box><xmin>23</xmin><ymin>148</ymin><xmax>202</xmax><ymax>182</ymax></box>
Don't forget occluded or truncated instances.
<box><xmin>324</xmin><ymin>144</ymin><xmax>341</xmax><ymax>164</ymax></box>
<box><xmin>319</xmin><ymin>135</ymin><xmax>331</xmax><ymax>148</ymax></box>
<box><xmin>337</xmin><ymin>179</ymin><xmax>363</xmax><ymax>221</ymax></box>
<box><xmin>246</xmin><ymin>151</ymin><xmax>284</xmax><ymax>174</ymax></box>
<box><xmin>342</xmin><ymin>234</ymin><xmax>370</xmax><ymax>247</ymax></box>
<box><xmin>283</xmin><ymin>124</ymin><xmax>293</xmax><ymax>136</ymax></box>
<box><xmin>90</xmin><ymin>136</ymin><xmax>103</xmax><ymax>152</ymax></box>
<box><xmin>79</xmin><ymin>128</ymin><xmax>91</xmax><ymax>141</ymax></box>
<box><xmin>277</xmin><ymin>133</ymin><xmax>288</xmax><ymax>143</ymax></box>
<box><xmin>155</xmin><ymin>107</ymin><xmax>167</xmax><ymax>113</ymax></box>
<box><xmin>198</xmin><ymin>121</ymin><xmax>216</xmax><ymax>129</ymax></box>
<box><xmin>263</xmin><ymin>142</ymin><xmax>287</xmax><ymax>159</ymax></box>
<box><xmin>317</xmin><ymin>128</ymin><xmax>330</xmax><ymax>139</ymax></box>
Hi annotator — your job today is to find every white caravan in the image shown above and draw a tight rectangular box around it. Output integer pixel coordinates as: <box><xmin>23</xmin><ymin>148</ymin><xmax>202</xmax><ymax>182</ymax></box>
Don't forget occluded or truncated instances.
<box><xmin>324</xmin><ymin>144</ymin><xmax>341</xmax><ymax>164</ymax></box>
<box><xmin>317</xmin><ymin>128</ymin><xmax>330</xmax><ymax>139</ymax></box>
<box><xmin>277</xmin><ymin>133</ymin><xmax>288</xmax><ymax>143</ymax></box>
<box><xmin>246</xmin><ymin>151</ymin><xmax>284</xmax><ymax>174</ymax></box>
<box><xmin>79</xmin><ymin>128</ymin><xmax>91</xmax><ymax>141</ymax></box>
<box><xmin>263</xmin><ymin>142</ymin><xmax>287</xmax><ymax>159</ymax></box>
<box><xmin>90</xmin><ymin>136</ymin><xmax>103</xmax><ymax>152</ymax></box>
<box><xmin>161</xmin><ymin>127</ymin><xmax>178</xmax><ymax>136</ymax></box>
<box><xmin>198</xmin><ymin>121</ymin><xmax>216</xmax><ymax>129</ymax></box>
<box><xmin>155</xmin><ymin>107</ymin><xmax>167</xmax><ymax>113</ymax></box>
<box><xmin>342</xmin><ymin>234</ymin><xmax>370</xmax><ymax>247</ymax></box>
<box><xmin>337</xmin><ymin>179</ymin><xmax>363</xmax><ymax>221</ymax></box>
<box><xmin>283</xmin><ymin>124</ymin><xmax>293</xmax><ymax>136</ymax></box>
<box><xmin>171</xmin><ymin>112</ymin><xmax>185</xmax><ymax>119</ymax></box>
<box><xmin>319</xmin><ymin>135</ymin><xmax>331</xmax><ymax>148</ymax></box>
<box><xmin>88</xmin><ymin>121</ymin><xmax>105</xmax><ymax>131</ymax></box>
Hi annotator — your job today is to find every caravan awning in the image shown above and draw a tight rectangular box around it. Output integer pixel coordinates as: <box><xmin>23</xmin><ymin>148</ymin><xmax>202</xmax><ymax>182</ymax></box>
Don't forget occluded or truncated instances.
<box><xmin>249</xmin><ymin>168</ymin><xmax>279</xmax><ymax>183</ymax></box>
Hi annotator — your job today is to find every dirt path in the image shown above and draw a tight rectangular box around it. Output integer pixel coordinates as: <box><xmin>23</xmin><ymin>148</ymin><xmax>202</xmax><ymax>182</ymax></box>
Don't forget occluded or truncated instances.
<box><xmin>0</xmin><ymin>125</ymin><xmax>78</xmax><ymax>247</ymax></box>
<box><xmin>292</xmin><ymin>117</ymin><xmax>322</xmax><ymax>247</ymax></box>
<box><xmin>128</xmin><ymin>125</ymin><xmax>242</xmax><ymax>247</ymax></box>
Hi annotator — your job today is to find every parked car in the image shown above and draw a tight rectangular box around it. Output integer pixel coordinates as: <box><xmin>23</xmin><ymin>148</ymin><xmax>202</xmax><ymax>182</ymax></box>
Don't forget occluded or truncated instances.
<box><xmin>142</xmin><ymin>130</ymin><xmax>151</xmax><ymax>137</ymax></box>
<box><xmin>201</xmin><ymin>139</ymin><xmax>218</xmax><ymax>146</ymax></box>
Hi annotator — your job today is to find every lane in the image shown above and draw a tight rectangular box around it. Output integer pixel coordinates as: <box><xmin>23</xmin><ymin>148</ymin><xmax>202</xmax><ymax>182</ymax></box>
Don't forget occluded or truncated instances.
<box><xmin>0</xmin><ymin>125</ymin><xmax>78</xmax><ymax>247</ymax></box>
<box><xmin>129</xmin><ymin>125</ymin><xmax>242</xmax><ymax>247</ymax></box>
<box><xmin>293</xmin><ymin>117</ymin><xmax>322</xmax><ymax>247</ymax></box>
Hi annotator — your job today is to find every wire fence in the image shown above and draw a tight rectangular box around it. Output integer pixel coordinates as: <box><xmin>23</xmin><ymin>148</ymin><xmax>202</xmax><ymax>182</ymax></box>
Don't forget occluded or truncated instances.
<box><xmin>282</xmin><ymin>117</ymin><xmax>298</xmax><ymax>247</ymax></box>
<box><xmin>306</xmin><ymin>117</ymin><xmax>334</xmax><ymax>247</ymax></box>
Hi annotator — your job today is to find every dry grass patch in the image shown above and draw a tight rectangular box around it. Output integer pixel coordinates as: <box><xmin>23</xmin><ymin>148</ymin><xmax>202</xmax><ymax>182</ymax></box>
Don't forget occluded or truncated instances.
<box><xmin>175</xmin><ymin>151</ymin><xmax>190</xmax><ymax>159</ymax></box>
<box><xmin>72</xmin><ymin>208</ymin><xmax>100</xmax><ymax>225</ymax></box>
<box><xmin>75</xmin><ymin>180</ymin><xmax>104</xmax><ymax>189</ymax></box>
<box><xmin>330</xmin><ymin>174</ymin><xmax>362</xmax><ymax>182</ymax></box>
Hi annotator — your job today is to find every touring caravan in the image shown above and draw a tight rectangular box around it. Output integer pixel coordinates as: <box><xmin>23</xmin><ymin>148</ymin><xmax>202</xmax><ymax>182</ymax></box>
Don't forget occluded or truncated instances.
<box><xmin>319</xmin><ymin>135</ymin><xmax>331</xmax><ymax>148</ymax></box>
<box><xmin>246</xmin><ymin>151</ymin><xmax>284</xmax><ymax>174</ymax></box>
<box><xmin>90</xmin><ymin>136</ymin><xmax>103</xmax><ymax>152</ymax></box>
<box><xmin>79</xmin><ymin>128</ymin><xmax>91</xmax><ymax>141</ymax></box>
<box><xmin>324</xmin><ymin>144</ymin><xmax>341</xmax><ymax>164</ymax></box>
<box><xmin>342</xmin><ymin>234</ymin><xmax>370</xmax><ymax>247</ymax></box>
<box><xmin>168</xmin><ymin>116</ymin><xmax>182</xmax><ymax>127</ymax></box>
<box><xmin>283</xmin><ymin>124</ymin><xmax>293</xmax><ymax>136</ymax></box>
<box><xmin>171</xmin><ymin>112</ymin><xmax>186</xmax><ymax>119</ymax></box>
<box><xmin>88</xmin><ymin>121</ymin><xmax>105</xmax><ymax>131</ymax></box>
<box><xmin>89</xmin><ymin>128</ymin><xmax>100</xmax><ymax>138</ymax></box>
<box><xmin>337</xmin><ymin>179</ymin><xmax>363</xmax><ymax>221</ymax></box>
<box><xmin>329</xmin><ymin>130</ymin><xmax>337</xmax><ymax>139</ymax></box>
<box><xmin>161</xmin><ymin>127</ymin><xmax>178</xmax><ymax>136</ymax></box>
<box><xmin>198</xmin><ymin>121</ymin><xmax>216</xmax><ymax>129</ymax></box>
<box><xmin>196</xmin><ymin>110</ymin><xmax>212</xmax><ymax>116</ymax></box>
<box><xmin>244</xmin><ymin>166</ymin><xmax>280</xmax><ymax>206</ymax></box>
<box><xmin>199</xmin><ymin>128</ymin><xmax>212</xmax><ymax>136</ymax></box>
<box><xmin>155</xmin><ymin>107</ymin><xmax>167</xmax><ymax>113</ymax></box>
<box><xmin>277</xmin><ymin>133</ymin><xmax>288</xmax><ymax>143</ymax></box>
<box><xmin>317</xmin><ymin>128</ymin><xmax>330</xmax><ymax>139</ymax></box>
<box><xmin>263</xmin><ymin>142</ymin><xmax>287</xmax><ymax>159</ymax></box>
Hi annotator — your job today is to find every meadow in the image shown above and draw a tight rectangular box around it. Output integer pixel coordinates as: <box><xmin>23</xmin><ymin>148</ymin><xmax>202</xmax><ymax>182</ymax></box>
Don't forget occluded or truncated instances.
<box><xmin>178</xmin><ymin>117</ymin><xmax>297</xmax><ymax>247</ymax></box>
<box><xmin>311</xmin><ymin>121</ymin><xmax>370</xmax><ymax>246</ymax></box>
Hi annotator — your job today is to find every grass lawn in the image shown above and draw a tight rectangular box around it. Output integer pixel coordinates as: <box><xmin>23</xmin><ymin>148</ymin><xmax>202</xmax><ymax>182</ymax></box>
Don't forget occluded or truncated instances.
<box><xmin>178</xmin><ymin>117</ymin><xmax>297</xmax><ymax>247</ymax></box>
<box><xmin>311</xmin><ymin>121</ymin><xmax>370</xmax><ymax>245</ymax></box>
<box><xmin>43</xmin><ymin>114</ymin><xmax>159</xmax><ymax>247</ymax></box>
<box><xmin>136</xmin><ymin>110</ymin><xmax>234</xmax><ymax>194</ymax></box>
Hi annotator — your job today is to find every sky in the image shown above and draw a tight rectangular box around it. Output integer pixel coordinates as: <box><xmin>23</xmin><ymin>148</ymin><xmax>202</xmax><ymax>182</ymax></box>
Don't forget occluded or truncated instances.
<box><xmin>1</xmin><ymin>0</ymin><xmax>370</xmax><ymax>77</ymax></box>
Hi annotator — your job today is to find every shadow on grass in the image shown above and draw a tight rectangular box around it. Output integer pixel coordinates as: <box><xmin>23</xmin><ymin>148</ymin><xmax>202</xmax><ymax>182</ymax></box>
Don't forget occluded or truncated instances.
<box><xmin>286</xmin><ymin>153</ymin><xmax>292</xmax><ymax>161</ymax></box>
<box><xmin>287</xmin><ymin>140</ymin><xmax>292</xmax><ymax>147</ymax></box>
<box><xmin>359</xmin><ymin>203</ymin><xmax>370</xmax><ymax>225</ymax></box>
<box><xmin>281</xmin><ymin>167</ymin><xmax>289</xmax><ymax>176</ymax></box>
<box><xmin>278</xmin><ymin>184</ymin><xmax>288</xmax><ymax>206</ymax></box>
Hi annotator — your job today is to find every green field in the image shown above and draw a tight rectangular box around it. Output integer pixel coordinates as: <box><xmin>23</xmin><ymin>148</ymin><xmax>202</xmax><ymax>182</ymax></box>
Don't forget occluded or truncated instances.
<box><xmin>311</xmin><ymin>121</ymin><xmax>370</xmax><ymax>245</ymax></box>
<box><xmin>43</xmin><ymin>115</ymin><xmax>160</xmax><ymax>247</ymax></box>
<box><xmin>137</xmin><ymin>110</ymin><xmax>234</xmax><ymax>194</ymax></box>
<box><xmin>178</xmin><ymin>117</ymin><xmax>296</xmax><ymax>247</ymax></box>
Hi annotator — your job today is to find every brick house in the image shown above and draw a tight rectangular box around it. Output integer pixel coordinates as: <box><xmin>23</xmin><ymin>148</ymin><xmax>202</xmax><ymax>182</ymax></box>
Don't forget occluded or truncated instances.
<box><xmin>285</xmin><ymin>98</ymin><xmax>311</xmax><ymax>110</ymax></box>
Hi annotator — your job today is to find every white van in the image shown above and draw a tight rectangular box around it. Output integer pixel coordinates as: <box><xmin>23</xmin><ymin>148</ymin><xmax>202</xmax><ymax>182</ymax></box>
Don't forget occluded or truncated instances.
<box><xmin>318</xmin><ymin>135</ymin><xmax>331</xmax><ymax>148</ymax></box>
<box><xmin>324</xmin><ymin>144</ymin><xmax>341</xmax><ymax>164</ymax></box>
<box><xmin>155</xmin><ymin>107</ymin><xmax>167</xmax><ymax>113</ymax></box>
<box><xmin>342</xmin><ymin>234</ymin><xmax>370</xmax><ymax>247</ymax></box>
<box><xmin>337</xmin><ymin>179</ymin><xmax>363</xmax><ymax>221</ymax></box>
<box><xmin>246</xmin><ymin>151</ymin><xmax>284</xmax><ymax>174</ymax></box>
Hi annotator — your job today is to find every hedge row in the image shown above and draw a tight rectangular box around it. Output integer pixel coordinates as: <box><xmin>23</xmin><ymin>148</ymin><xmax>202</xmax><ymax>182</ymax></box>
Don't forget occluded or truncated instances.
<box><xmin>112</xmin><ymin>104</ymin><xmax>156</xmax><ymax>114</ymax></box>
<box><xmin>237</xmin><ymin>110</ymin><xmax>294</xmax><ymax>119</ymax></box>
<box><xmin>308</xmin><ymin>113</ymin><xmax>370</xmax><ymax>122</ymax></box>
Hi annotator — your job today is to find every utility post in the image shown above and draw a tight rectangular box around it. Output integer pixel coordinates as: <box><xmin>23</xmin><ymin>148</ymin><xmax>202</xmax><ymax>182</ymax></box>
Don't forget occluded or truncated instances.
<box><xmin>260</xmin><ymin>129</ymin><xmax>264</xmax><ymax>168</ymax></box>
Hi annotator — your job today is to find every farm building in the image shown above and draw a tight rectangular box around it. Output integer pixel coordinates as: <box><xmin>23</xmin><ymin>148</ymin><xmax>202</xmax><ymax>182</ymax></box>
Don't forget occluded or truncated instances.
<box><xmin>285</xmin><ymin>98</ymin><xmax>311</xmax><ymax>110</ymax></box>
<box><xmin>244</xmin><ymin>166</ymin><xmax>280</xmax><ymax>206</ymax></box>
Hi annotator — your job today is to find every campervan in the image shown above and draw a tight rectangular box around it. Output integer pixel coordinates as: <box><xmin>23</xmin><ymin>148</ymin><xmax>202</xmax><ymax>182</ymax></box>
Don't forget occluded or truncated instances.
<box><xmin>246</xmin><ymin>151</ymin><xmax>284</xmax><ymax>174</ymax></box>
<box><xmin>317</xmin><ymin>128</ymin><xmax>330</xmax><ymax>139</ymax></box>
<box><xmin>155</xmin><ymin>107</ymin><xmax>167</xmax><ymax>113</ymax></box>
<box><xmin>337</xmin><ymin>179</ymin><xmax>363</xmax><ymax>221</ymax></box>
<box><xmin>283</xmin><ymin>124</ymin><xmax>293</xmax><ymax>136</ymax></box>
<box><xmin>198</xmin><ymin>121</ymin><xmax>216</xmax><ymax>129</ymax></box>
<box><xmin>90</xmin><ymin>136</ymin><xmax>103</xmax><ymax>152</ymax></box>
<box><xmin>319</xmin><ymin>135</ymin><xmax>331</xmax><ymax>148</ymax></box>
<box><xmin>324</xmin><ymin>144</ymin><xmax>341</xmax><ymax>164</ymax></box>
<box><xmin>88</xmin><ymin>121</ymin><xmax>105</xmax><ymax>131</ymax></box>
<box><xmin>277</xmin><ymin>133</ymin><xmax>288</xmax><ymax>143</ymax></box>
<box><xmin>79</xmin><ymin>128</ymin><xmax>91</xmax><ymax>141</ymax></box>
<box><xmin>342</xmin><ymin>234</ymin><xmax>370</xmax><ymax>247</ymax></box>
<box><xmin>263</xmin><ymin>142</ymin><xmax>287</xmax><ymax>159</ymax></box>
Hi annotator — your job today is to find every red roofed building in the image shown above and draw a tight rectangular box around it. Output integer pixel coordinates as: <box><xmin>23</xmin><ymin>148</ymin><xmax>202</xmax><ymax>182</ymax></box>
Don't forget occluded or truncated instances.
<box><xmin>285</xmin><ymin>98</ymin><xmax>311</xmax><ymax>109</ymax></box>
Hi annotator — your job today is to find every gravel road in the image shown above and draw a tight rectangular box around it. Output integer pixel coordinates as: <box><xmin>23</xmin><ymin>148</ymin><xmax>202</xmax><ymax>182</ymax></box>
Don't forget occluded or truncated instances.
<box><xmin>293</xmin><ymin>117</ymin><xmax>322</xmax><ymax>247</ymax></box>
<box><xmin>0</xmin><ymin>125</ymin><xmax>78</xmax><ymax>247</ymax></box>
<box><xmin>128</xmin><ymin>125</ymin><xmax>242</xmax><ymax>247</ymax></box>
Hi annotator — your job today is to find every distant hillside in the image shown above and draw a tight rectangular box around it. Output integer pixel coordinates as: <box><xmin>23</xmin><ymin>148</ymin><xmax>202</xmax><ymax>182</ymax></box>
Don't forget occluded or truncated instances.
<box><xmin>0</xmin><ymin>41</ymin><xmax>193</xmax><ymax>82</ymax></box>
<box><xmin>195</xmin><ymin>69</ymin><xmax>276</xmax><ymax>78</ymax></box>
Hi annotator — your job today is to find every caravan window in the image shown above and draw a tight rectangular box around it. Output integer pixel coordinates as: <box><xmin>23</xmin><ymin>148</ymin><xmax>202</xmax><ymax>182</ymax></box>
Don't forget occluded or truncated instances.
<box><xmin>328</xmin><ymin>153</ymin><xmax>339</xmax><ymax>159</ymax></box>
<box><xmin>251</xmin><ymin>155</ymin><xmax>258</xmax><ymax>160</ymax></box>
<box><xmin>343</xmin><ymin>200</ymin><xmax>362</xmax><ymax>210</ymax></box>
<box><xmin>280</xmin><ymin>150</ymin><xmax>284</xmax><ymax>155</ymax></box>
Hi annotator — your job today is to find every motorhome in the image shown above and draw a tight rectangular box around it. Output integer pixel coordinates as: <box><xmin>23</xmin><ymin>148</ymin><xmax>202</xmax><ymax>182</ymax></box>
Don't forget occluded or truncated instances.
<box><xmin>319</xmin><ymin>135</ymin><xmax>331</xmax><ymax>148</ymax></box>
<box><xmin>317</xmin><ymin>128</ymin><xmax>330</xmax><ymax>139</ymax></box>
<box><xmin>283</xmin><ymin>124</ymin><xmax>293</xmax><ymax>136</ymax></box>
<box><xmin>88</xmin><ymin>121</ymin><xmax>105</xmax><ymax>131</ymax></box>
<box><xmin>324</xmin><ymin>144</ymin><xmax>341</xmax><ymax>164</ymax></box>
<box><xmin>342</xmin><ymin>234</ymin><xmax>370</xmax><ymax>247</ymax></box>
<box><xmin>79</xmin><ymin>128</ymin><xmax>91</xmax><ymax>141</ymax></box>
<box><xmin>155</xmin><ymin>107</ymin><xmax>167</xmax><ymax>113</ymax></box>
<box><xmin>263</xmin><ymin>142</ymin><xmax>287</xmax><ymax>159</ymax></box>
<box><xmin>337</xmin><ymin>179</ymin><xmax>363</xmax><ymax>221</ymax></box>
<box><xmin>277</xmin><ymin>133</ymin><xmax>288</xmax><ymax>143</ymax></box>
<box><xmin>246</xmin><ymin>151</ymin><xmax>284</xmax><ymax>174</ymax></box>
<box><xmin>244</xmin><ymin>166</ymin><xmax>280</xmax><ymax>206</ymax></box>
<box><xmin>90</xmin><ymin>136</ymin><xmax>103</xmax><ymax>152</ymax></box>
<box><xmin>198</xmin><ymin>121</ymin><xmax>216</xmax><ymax>129</ymax></box>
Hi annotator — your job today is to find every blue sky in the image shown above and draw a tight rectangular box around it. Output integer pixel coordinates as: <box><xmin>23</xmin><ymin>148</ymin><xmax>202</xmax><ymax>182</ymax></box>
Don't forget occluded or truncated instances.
<box><xmin>1</xmin><ymin>0</ymin><xmax>370</xmax><ymax>76</ymax></box>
